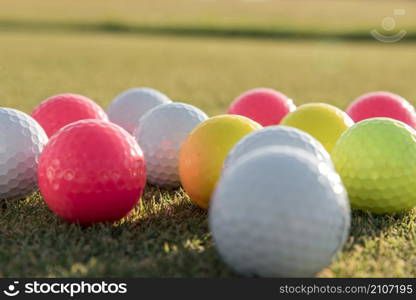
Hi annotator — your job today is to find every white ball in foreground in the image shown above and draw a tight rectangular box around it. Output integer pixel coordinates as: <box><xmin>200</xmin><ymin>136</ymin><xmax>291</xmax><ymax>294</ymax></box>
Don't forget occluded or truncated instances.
<box><xmin>210</xmin><ymin>146</ymin><xmax>350</xmax><ymax>277</ymax></box>
<box><xmin>224</xmin><ymin>125</ymin><xmax>332</xmax><ymax>172</ymax></box>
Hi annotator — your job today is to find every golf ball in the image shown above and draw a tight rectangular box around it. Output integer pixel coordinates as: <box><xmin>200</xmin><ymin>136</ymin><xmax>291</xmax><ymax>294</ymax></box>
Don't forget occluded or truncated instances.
<box><xmin>210</xmin><ymin>146</ymin><xmax>350</xmax><ymax>277</ymax></box>
<box><xmin>38</xmin><ymin>120</ymin><xmax>146</xmax><ymax>225</ymax></box>
<box><xmin>107</xmin><ymin>87</ymin><xmax>172</xmax><ymax>134</ymax></box>
<box><xmin>32</xmin><ymin>93</ymin><xmax>108</xmax><ymax>137</ymax></box>
<box><xmin>0</xmin><ymin>108</ymin><xmax>48</xmax><ymax>200</ymax></box>
<box><xmin>134</xmin><ymin>102</ymin><xmax>208</xmax><ymax>188</ymax></box>
<box><xmin>227</xmin><ymin>88</ymin><xmax>296</xmax><ymax>126</ymax></box>
<box><xmin>281</xmin><ymin>103</ymin><xmax>354</xmax><ymax>152</ymax></box>
<box><xmin>332</xmin><ymin>118</ymin><xmax>416</xmax><ymax>214</ymax></box>
<box><xmin>224</xmin><ymin>125</ymin><xmax>332</xmax><ymax>171</ymax></box>
<box><xmin>179</xmin><ymin>115</ymin><xmax>261</xmax><ymax>209</ymax></box>
<box><xmin>346</xmin><ymin>91</ymin><xmax>416</xmax><ymax>128</ymax></box>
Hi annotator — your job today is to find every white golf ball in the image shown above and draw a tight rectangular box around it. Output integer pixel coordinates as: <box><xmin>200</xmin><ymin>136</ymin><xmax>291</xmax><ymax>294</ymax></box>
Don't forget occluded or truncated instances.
<box><xmin>210</xmin><ymin>146</ymin><xmax>350</xmax><ymax>277</ymax></box>
<box><xmin>224</xmin><ymin>125</ymin><xmax>332</xmax><ymax>172</ymax></box>
<box><xmin>0</xmin><ymin>108</ymin><xmax>48</xmax><ymax>200</ymax></box>
<box><xmin>134</xmin><ymin>102</ymin><xmax>208</xmax><ymax>188</ymax></box>
<box><xmin>107</xmin><ymin>87</ymin><xmax>172</xmax><ymax>134</ymax></box>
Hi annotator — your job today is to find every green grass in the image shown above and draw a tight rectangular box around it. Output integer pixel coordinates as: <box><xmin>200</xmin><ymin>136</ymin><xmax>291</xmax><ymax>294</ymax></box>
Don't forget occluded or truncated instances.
<box><xmin>1</xmin><ymin>0</ymin><xmax>416</xmax><ymax>41</ymax></box>
<box><xmin>1</xmin><ymin>30</ymin><xmax>416</xmax><ymax>277</ymax></box>
<box><xmin>2</xmin><ymin>18</ymin><xmax>416</xmax><ymax>42</ymax></box>
<box><xmin>1</xmin><ymin>0</ymin><xmax>415</xmax><ymax>30</ymax></box>
<box><xmin>0</xmin><ymin>188</ymin><xmax>231</xmax><ymax>277</ymax></box>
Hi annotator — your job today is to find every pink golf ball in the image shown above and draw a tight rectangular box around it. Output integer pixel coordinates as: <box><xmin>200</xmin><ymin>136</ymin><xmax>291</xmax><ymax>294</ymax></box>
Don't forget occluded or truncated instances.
<box><xmin>38</xmin><ymin>120</ymin><xmax>146</xmax><ymax>225</ymax></box>
<box><xmin>227</xmin><ymin>88</ymin><xmax>296</xmax><ymax>126</ymax></box>
<box><xmin>32</xmin><ymin>93</ymin><xmax>108</xmax><ymax>137</ymax></box>
<box><xmin>346</xmin><ymin>91</ymin><xmax>416</xmax><ymax>129</ymax></box>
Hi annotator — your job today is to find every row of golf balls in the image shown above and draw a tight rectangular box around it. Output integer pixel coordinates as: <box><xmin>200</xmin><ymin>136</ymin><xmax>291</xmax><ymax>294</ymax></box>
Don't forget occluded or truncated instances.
<box><xmin>1</xmin><ymin>87</ymin><xmax>416</xmax><ymax>278</ymax></box>
<box><xmin>210</xmin><ymin>89</ymin><xmax>416</xmax><ymax>277</ymax></box>
<box><xmin>6</xmin><ymin>87</ymin><xmax>414</xmax><ymax>210</ymax></box>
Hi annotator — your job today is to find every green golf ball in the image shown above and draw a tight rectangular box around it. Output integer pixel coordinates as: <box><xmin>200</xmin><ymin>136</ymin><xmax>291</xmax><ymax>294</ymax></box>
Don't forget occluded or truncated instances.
<box><xmin>332</xmin><ymin>118</ymin><xmax>416</xmax><ymax>214</ymax></box>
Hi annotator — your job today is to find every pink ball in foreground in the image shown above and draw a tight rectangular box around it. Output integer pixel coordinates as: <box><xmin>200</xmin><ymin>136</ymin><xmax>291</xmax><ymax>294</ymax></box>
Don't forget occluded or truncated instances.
<box><xmin>38</xmin><ymin>120</ymin><xmax>146</xmax><ymax>225</ymax></box>
<box><xmin>32</xmin><ymin>93</ymin><xmax>108</xmax><ymax>137</ymax></box>
<box><xmin>227</xmin><ymin>88</ymin><xmax>296</xmax><ymax>126</ymax></box>
<box><xmin>346</xmin><ymin>91</ymin><xmax>416</xmax><ymax>129</ymax></box>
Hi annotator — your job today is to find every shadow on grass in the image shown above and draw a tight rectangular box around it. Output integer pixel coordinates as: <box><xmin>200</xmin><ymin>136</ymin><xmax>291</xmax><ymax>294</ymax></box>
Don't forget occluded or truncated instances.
<box><xmin>0</xmin><ymin>188</ymin><xmax>234</xmax><ymax>277</ymax></box>
<box><xmin>344</xmin><ymin>209</ymin><xmax>416</xmax><ymax>252</ymax></box>
<box><xmin>1</xmin><ymin>19</ymin><xmax>416</xmax><ymax>42</ymax></box>
<box><xmin>14</xmin><ymin>187</ymin><xmax>414</xmax><ymax>277</ymax></box>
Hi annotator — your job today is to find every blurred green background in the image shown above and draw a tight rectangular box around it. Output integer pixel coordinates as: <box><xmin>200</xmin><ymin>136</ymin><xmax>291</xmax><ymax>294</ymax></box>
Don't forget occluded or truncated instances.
<box><xmin>1</xmin><ymin>0</ymin><xmax>415</xmax><ymax>114</ymax></box>
<box><xmin>1</xmin><ymin>0</ymin><xmax>416</xmax><ymax>277</ymax></box>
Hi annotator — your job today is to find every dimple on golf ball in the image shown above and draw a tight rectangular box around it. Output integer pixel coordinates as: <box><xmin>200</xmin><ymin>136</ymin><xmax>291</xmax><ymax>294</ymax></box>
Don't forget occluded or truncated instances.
<box><xmin>179</xmin><ymin>115</ymin><xmax>262</xmax><ymax>209</ymax></box>
<box><xmin>134</xmin><ymin>102</ymin><xmax>208</xmax><ymax>188</ymax></box>
<box><xmin>107</xmin><ymin>87</ymin><xmax>172</xmax><ymax>134</ymax></box>
<box><xmin>210</xmin><ymin>146</ymin><xmax>350</xmax><ymax>277</ymax></box>
<box><xmin>224</xmin><ymin>125</ymin><xmax>332</xmax><ymax>172</ymax></box>
<box><xmin>32</xmin><ymin>93</ymin><xmax>108</xmax><ymax>137</ymax></box>
<box><xmin>0</xmin><ymin>108</ymin><xmax>48</xmax><ymax>200</ymax></box>
<box><xmin>38</xmin><ymin>119</ymin><xmax>146</xmax><ymax>225</ymax></box>
<box><xmin>332</xmin><ymin>117</ymin><xmax>416</xmax><ymax>214</ymax></box>
<box><xmin>281</xmin><ymin>102</ymin><xmax>354</xmax><ymax>152</ymax></box>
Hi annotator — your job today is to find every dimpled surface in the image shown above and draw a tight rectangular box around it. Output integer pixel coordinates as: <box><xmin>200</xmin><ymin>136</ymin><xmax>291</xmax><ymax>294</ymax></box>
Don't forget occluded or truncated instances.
<box><xmin>179</xmin><ymin>115</ymin><xmax>262</xmax><ymax>209</ymax></box>
<box><xmin>224</xmin><ymin>125</ymin><xmax>332</xmax><ymax>171</ymax></box>
<box><xmin>32</xmin><ymin>93</ymin><xmax>108</xmax><ymax>137</ymax></box>
<box><xmin>107</xmin><ymin>87</ymin><xmax>172</xmax><ymax>134</ymax></box>
<box><xmin>134</xmin><ymin>102</ymin><xmax>208</xmax><ymax>188</ymax></box>
<box><xmin>332</xmin><ymin>118</ymin><xmax>416</xmax><ymax>214</ymax></box>
<box><xmin>0</xmin><ymin>108</ymin><xmax>48</xmax><ymax>200</ymax></box>
<box><xmin>281</xmin><ymin>103</ymin><xmax>354</xmax><ymax>152</ymax></box>
<box><xmin>38</xmin><ymin>120</ymin><xmax>146</xmax><ymax>225</ymax></box>
<box><xmin>346</xmin><ymin>91</ymin><xmax>416</xmax><ymax>129</ymax></box>
<box><xmin>227</xmin><ymin>88</ymin><xmax>296</xmax><ymax>126</ymax></box>
<box><xmin>210</xmin><ymin>147</ymin><xmax>350</xmax><ymax>277</ymax></box>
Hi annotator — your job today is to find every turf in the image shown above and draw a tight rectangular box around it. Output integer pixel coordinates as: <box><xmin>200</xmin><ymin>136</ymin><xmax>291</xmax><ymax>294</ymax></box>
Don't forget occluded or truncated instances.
<box><xmin>0</xmin><ymin>188</ymin><xmax>231</xmax><ymax>277</ymax></box>
<box><xmin>1</xmin><ymin>30</ymin><xmax>416</xmax><ymax>277</ymax></box>
<box><xmin>0</xmin><ymin>0</ymin><xmax>414</xmax><ymax>30</ymax></box>
<box><xmin>0</xmin><ymin>0</ymin><xmax>415</xmax><ymax>41</ymax></box>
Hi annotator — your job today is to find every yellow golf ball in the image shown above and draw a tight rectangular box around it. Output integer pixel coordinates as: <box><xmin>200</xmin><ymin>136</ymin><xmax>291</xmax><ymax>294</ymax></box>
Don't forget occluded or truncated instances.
<box><xmin>179</xmin><ymin>115</ymin><xmax>262</xmax><ymax>209</ymax></box>
<box><xmin>281</xmin><ymin>103</ymin><xmax>354</xmax><ymax>152</ymax></box>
